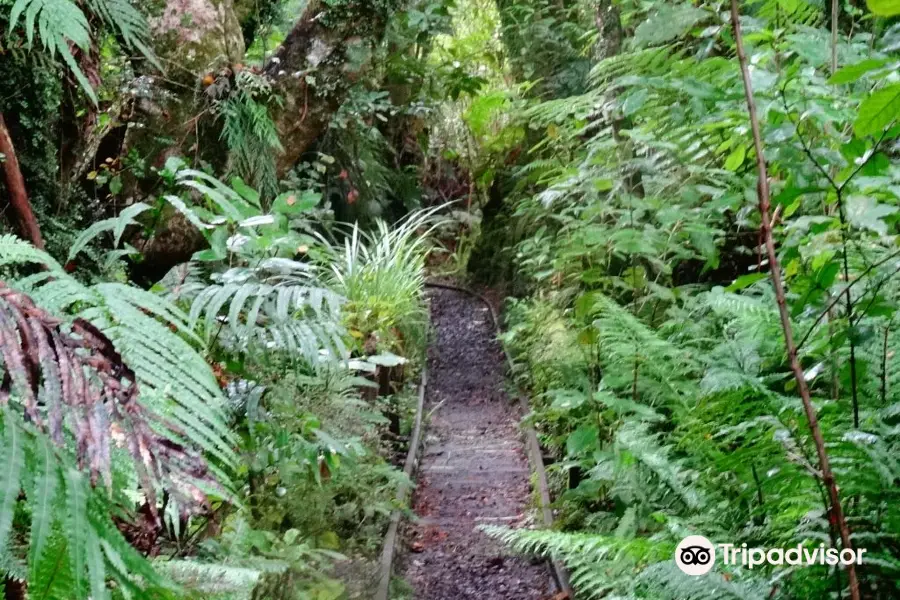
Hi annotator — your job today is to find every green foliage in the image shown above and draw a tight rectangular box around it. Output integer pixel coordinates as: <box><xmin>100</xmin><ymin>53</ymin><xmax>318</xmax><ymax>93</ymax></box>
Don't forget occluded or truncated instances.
<box><xmin>217</xmin><ymin>72</ymin><xmax>284</xmax><ymax>204</ymax></box>
<box><xmin>324</xmin><ymin>206</ymin><xmax>439</xmax><ymax>358</ymax></box>
<box><xmin>5</xmin><ymin>0</ymin><xmax>155</xmax><ymax>103</ymax></box>
<box><xmin>0</xmin><ymin>236</ymin><xmax>239</xmax><ymax>598</ymax></box>
<box><xmin>487</xmin><ymin>1</ymin><xmax>900</xmax><ymax>598</ymax></box>
<box><xmin>496</xmin><ymin>0</ymin><xmax>593</xmax><ymax>98</ymax></box>
<box><xmin>866</xmin><ymin>0</ymin><xmax>900</xmax><ymax>16</ymax></box>
<box><xmin>482</xmin><ymin>527</ymin><xmax>771</xmax><ymax>600</ymax></box>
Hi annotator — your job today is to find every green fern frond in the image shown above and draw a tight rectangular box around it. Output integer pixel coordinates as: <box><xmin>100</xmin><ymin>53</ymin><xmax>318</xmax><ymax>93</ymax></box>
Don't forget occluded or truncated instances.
<box><xmin>85</xmin><ymin>0</ymin><xmax>155</xmax><ymax>58</ymax></box>
<box><xmin>218</xmin><ymin>72</ymin><xmax>283</xmax><ymax>202</ymax></box>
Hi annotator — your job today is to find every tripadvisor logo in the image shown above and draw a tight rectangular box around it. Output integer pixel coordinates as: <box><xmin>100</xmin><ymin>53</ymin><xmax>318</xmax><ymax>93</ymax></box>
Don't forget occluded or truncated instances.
<box><xmin>674</xmin><ymin>535</ymin><xmax>867</xmax><ymax>576</ymax></box>
<box><xmin>675</xmin><ymin>535</ymin><xmax>716</xmax><ymax>576</ymax></box>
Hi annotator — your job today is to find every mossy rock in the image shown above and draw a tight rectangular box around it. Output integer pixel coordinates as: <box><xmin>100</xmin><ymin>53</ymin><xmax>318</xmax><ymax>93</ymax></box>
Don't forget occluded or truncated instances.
<box><xmin>148</xmin><ymin>0</ymin><xmax>246</xmax><ymax>82</ymax></box>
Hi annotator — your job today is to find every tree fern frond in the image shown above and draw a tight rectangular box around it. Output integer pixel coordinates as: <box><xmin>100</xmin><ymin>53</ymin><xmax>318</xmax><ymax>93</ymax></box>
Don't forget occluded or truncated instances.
<box><xmin>28</xmin><ymin>438</ymin><xmax>57</xmax><ymax>575</ymax></box>
<box><xmin>0</xmin><ymin>283</ymin><xmax>233</xmax><ymax>503</ymax></box>
<box><xmin>0</xmin><ymin>234</ymin><xmax>64</xmax><ymax>271</ymax></box>
<box><xmin>179</xmin><ymin>262</ymin><xmax>346</xmax><ymax>364</ymax></box>
<box><xmin>85</xmin><ymin>0</ymin><xmax>154</xmax><ymax>55</ymax></box>
<box><xmin>7</xmin><ymin>0</ymin><xmax>95</xmax><ymax>102</ymax></box>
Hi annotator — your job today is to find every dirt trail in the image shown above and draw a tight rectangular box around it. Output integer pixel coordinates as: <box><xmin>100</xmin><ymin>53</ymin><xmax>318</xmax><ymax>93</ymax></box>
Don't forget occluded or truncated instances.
<box><xmin>398</xmin><ymin>286</ymin><xmax>552</xmax><ymax>599</ymax></box>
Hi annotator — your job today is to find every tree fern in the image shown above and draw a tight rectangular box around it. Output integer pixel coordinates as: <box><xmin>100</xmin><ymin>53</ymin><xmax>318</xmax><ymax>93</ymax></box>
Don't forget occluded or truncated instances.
<box><xmin>85</xmin><ymin>0</ymin><xmax>155</xmax><ymax>59</ymax></box>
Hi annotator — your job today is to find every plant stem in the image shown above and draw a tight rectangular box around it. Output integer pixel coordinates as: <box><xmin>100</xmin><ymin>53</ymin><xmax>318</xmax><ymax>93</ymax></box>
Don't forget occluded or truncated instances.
<box><xmin>831</xmin><ymin>0</ymin><xmax>839</xmax><ymax>75</ymax></box>
<box><xmin>881</xmin><ymin>319</ymin><xmax>892</xmax><ymax>406</ymax></box>
<box><xmin>729</xmin><ymin>3</ymin><xmax>860</xmax><ymax>598</ymax></box>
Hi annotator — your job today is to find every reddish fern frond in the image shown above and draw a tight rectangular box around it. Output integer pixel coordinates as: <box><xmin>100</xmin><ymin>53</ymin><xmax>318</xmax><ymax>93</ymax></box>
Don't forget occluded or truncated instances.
<box><xmin>0</xmin><ymin>282</ymin><xmax>214</xmax><ymax>521</ymax></box>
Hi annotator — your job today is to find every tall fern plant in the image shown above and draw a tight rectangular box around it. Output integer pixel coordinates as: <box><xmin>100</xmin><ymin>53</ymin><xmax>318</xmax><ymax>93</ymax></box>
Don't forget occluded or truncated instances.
<box><xmin>0</xmin><ymin>236</ymin><xmax>237</xmax><ymax>598</ymax></box>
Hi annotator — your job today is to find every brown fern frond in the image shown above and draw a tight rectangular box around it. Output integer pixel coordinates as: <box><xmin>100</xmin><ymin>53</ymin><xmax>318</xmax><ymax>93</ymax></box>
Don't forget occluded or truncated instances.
<box><xmin>0</xmin><ymin>282</ymin><xmax>213</xmax><ymax>522</ymax></box>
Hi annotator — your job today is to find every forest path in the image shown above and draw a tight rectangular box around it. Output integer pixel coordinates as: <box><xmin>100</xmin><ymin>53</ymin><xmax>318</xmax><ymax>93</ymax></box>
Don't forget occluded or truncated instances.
<box><xmin>397</xmin><ymin>286</ymin><xmax>552</xmax><ymax>599</ymax></box>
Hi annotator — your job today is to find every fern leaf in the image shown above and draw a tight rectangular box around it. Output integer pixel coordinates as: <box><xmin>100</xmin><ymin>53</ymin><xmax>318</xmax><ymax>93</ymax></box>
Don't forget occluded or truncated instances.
<box><xmin>0</xmin><ymin>234</ymin><xmax>63</xmax><ymax>271</ymax></box>
<box><xmin>0</xmin><ymin>416</ymin><xmax>25</xmax><ymax>553</ymax></box>
<box><xmin>68</xmin><ymin>202</ymin><xmax>151</xmax><ymax>260</ymax></box>
<box><xmin>28</xmin><ymin>438</ymin><xmax>58</xmax><ymax>573</ymax></box>
<box><xmin>64</xmin><ymin>468</ymin><xmax>90</xmax><ymax>600</ymax></box>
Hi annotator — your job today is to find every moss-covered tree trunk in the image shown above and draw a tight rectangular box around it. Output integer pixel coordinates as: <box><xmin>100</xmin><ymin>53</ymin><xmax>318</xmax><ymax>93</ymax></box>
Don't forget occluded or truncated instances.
<box><xmin>264</xmin><ymin>0</ymin><xmax>405</xmax><ymax>174</ymax></box>
<box><xmin>139</xmin><ymin>0</ymin><xmax>404</xmax><ymax>176</ymax></box>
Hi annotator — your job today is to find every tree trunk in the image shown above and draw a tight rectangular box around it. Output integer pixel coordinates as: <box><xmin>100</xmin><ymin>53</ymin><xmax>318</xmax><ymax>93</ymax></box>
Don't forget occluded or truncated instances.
<box><xmin>594</xmin><ymin>0</ymin><xmax>624</xmax><ymax>60</ymax></box>
<box><xmin>0</xmin><ymin>112</ymin><xmax>44</xmax><ymax>249</ymax></box>
<box><xmin>593</xmin><ymin>0</ymin><xmax>644</xmax><ymax>196</ymax></box>
<box><xmin>264</xmin><ymin>0</ymin><xmax>403</xmax><ymax>174</ymax></box>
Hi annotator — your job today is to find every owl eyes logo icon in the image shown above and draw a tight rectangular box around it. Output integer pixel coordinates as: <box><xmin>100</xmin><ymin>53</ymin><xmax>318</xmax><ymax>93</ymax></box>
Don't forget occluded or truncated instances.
<box><xmin>675</xmin><ymin>535</ymin><xmax>716</xmax><ymax>575</ymax></box>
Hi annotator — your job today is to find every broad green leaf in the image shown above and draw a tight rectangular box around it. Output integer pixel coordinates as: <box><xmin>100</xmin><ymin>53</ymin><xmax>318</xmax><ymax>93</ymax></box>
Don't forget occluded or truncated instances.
<box><xmin>366</xmin><ymin>353</ymin><xmax>408</xmax><ymax>367</ymax></box>
<box><xmin>273</xmin><ymin>191</ymin><xmax>320</xmax><ymax>216</ymax></box>
<box><xmin>846</xmin><ymin>195</ymin><xmax>898</xmax><ymax>235</ymax></box>
<box><xmin>774</xmin><ymin>186</ymin><xmax>822</xmax><ymax>206</ymax></box>
<box><xmin>866</xmin><ymin>0</ymin><xmax>900</xmax><ymax>16</ymax></box>
<box><xmin>566</xmin><ymin>426</ymin><xmax>599</xmax><ymax>456</ymax></box>
<box><xmin>622</xmin><ymin>89</ymin><xmax>649</xmax><ymax>116</ymax></box>
<box><xmin>231</xmin><ymin>177</ymin><xmax>261</xmax><ymax>209</ymax></box>
<box><xmin>549</xmin><ymin>389</ymin><xmax>587</xmax><ymax>411</ymax></box>
<box><xmin>816</xmin><ymin>262</ymin><xmax>841</xmax><ymax>289</ymax></box>
<box><xmin>854</xmin><ymin>83</ymin><xmax>900</xmax><ymax>137</ymax></box>
<box><xmin>828</xmin><ymin>59</ymin><xmax>889</xmax><ymax>84</ymax></box>
<box><xmin>726</xmin><ymin>272</ymin><xmax>766</xmax><ymax>292</ymax></box>
<box><xmin>724</xmin><ymin>145</ymin><xmax>746</xmax><ymax>171</ymax></box>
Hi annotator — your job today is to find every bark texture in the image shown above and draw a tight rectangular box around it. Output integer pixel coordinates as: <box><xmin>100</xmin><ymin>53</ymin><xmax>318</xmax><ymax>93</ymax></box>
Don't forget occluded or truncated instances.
<box><xmin>0</xmin><ymin>112</ymin><xmax>44</xmax><ymax>248</ymax></box>
<box><xmin>149</xmin><ymin>0</ymin><xmax>246</xmax><ymax>79</ymax></box>
<box><xmin>264</xmin><ymin>0</ymin><xmax>403</xmax><ymax>174</ymax></box>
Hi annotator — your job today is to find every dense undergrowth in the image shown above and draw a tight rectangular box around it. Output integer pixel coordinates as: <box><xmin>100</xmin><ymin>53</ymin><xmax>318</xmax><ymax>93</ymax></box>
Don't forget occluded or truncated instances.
<box><xmin>478</xmin><ymin>2</ymin><xmax>900</xmax><ymax>600</ymax></box>
<box><xmin>1</xmin><ymin>0</ymin><xmax>900</xmax><ymax>599</ymax></box>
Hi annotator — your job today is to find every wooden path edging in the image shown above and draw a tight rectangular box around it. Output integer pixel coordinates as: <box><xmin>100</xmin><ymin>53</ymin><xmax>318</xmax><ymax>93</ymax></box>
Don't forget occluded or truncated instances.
<box><xmin>374</xmin><ymin>367</ymin><xmax>428</xmax><ymax>600</ymax></box>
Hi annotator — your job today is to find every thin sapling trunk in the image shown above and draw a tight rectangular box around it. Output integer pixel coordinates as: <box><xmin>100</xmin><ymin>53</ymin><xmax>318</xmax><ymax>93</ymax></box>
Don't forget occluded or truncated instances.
<box><xmin>0</xmin><ymin>113</ymin><xmax>44</xmax><ymax>248</ymax></box>
<box><xmin>729</xmin><ymin>2</ymin><xmax>860</xmax><ymax>598</ymax></box>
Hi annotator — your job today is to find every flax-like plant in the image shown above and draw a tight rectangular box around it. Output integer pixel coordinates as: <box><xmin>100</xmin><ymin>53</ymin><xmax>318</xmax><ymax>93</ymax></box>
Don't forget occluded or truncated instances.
<box><xmin>325</xmin><ymin>206</ymin><xmax>443</xmax><ymax>357</ymax></box>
